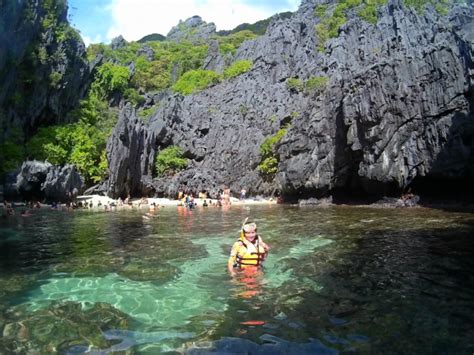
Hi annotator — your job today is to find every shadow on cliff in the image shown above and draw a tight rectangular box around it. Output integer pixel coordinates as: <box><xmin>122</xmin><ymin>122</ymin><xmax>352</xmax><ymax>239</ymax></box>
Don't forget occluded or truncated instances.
<box><xmin>330</xmin><ymin>97</ymin><xmax>474</xmax><ymax>207</ymax></box>
<box><xmin>408</xmin><ymin>108</ymin><xmax>474</xmax><ymax>210</ymax></box>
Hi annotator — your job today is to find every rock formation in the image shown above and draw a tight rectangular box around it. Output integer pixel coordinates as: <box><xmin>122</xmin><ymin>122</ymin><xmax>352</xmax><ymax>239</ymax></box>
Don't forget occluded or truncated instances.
<box><xmin>0</xmin><ymin>0</ymin><xmax>90</xmax><ymax>140</ymax></box>
<box><xmin>167</xmin><ymin>16</ymin><xmax>217</xmax><ymax>43</ymax></box>
<box><xmin>15</xmin><ymin>161</ymin><xmax>84</xmax><ymax>202</ymax></box>
<box><xmin>106</xmin><ymin>0</ymin><xmax>474</xmax><ymax>200</ymax></box>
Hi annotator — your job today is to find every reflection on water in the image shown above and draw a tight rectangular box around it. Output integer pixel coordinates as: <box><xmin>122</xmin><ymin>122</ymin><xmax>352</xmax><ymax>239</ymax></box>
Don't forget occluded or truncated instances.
<box><xmin>0</xmin><ymin>205</ymin><xmax>473</xmax><ymax>353</ymax></box>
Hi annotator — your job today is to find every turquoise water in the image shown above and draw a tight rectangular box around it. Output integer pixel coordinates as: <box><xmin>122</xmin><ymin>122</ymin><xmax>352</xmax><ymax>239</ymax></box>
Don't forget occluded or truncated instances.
<box><xmin>0</xmin><ymin>205</ymin><xmax>473</xmax><ymax>353</ymax></box>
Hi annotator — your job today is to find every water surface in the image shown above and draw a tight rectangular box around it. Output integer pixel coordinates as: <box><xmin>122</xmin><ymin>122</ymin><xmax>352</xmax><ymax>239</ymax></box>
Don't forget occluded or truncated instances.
<box><xmin>0</xmin><ymin>205</ymin><xmax>473</xmax><ymax>353</ymax></box>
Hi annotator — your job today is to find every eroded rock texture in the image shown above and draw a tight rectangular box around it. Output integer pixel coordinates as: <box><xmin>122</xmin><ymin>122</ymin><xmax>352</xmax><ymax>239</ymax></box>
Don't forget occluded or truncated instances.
<box><xmin>106</xmin><ymin>0</ymin><xmax>474</xmax><ymax>200</ymax></box>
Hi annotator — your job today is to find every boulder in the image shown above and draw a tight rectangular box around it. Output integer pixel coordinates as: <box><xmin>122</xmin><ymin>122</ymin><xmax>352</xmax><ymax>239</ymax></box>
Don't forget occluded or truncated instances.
<box><xmin>15</xmin><ymin>161</ymin><xmax>84</xmax><ymax>202</ymax></box>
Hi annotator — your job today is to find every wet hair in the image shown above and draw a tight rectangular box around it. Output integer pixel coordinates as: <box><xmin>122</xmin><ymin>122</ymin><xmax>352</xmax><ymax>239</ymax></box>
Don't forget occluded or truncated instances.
<box><xmin>243</xmin><ymin>222</ymin><xmax>257</xmax><ymax>233</ymax></box>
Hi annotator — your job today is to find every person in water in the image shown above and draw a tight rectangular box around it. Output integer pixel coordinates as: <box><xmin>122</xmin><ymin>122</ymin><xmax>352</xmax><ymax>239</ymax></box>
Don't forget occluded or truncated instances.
<box><xmin>227</xmin><ymin>220</ymin><xmax>270</xmax><ymax>276</ymax></box>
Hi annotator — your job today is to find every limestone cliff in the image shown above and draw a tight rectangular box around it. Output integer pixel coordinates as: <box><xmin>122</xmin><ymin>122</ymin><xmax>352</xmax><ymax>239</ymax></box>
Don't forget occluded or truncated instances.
<box><xmin>106</xmin><ymin>0</ymin><xmax>474</xmax><ymax>200</ymax></box>
<box><xmin>0</xmin><ymin>0</ymin><xmax>90</xmax><ymax>141</ymax></box>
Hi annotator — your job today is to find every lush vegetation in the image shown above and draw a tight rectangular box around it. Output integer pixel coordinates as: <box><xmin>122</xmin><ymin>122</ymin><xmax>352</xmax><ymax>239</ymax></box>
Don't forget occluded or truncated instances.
<box><xmin>223</xmin><ymin>60</ymin><xmax>253</xmax><ymax>79</ymax></box>
<box><xmin>24</xmin><ymin>90</ymin><xmax>117</xmax><ymax>184</ymax></box>
<box><xmin>257</xmin><ymin>128</ymin><xmax>288</xmax><ymax>179</ymax></box>
<box><xmin>315</xmin><ymin>0</ymin><xmax>370</xmax><ymax>52</ymax></box>
<box><xmin>1</xmin><ymin>1</ymin><xmax>272</xmax><ymax>185</ymax></box>
<box><xmin>92</xmin><ymin>63</ymin><xmax>131</xmax><ymax>98</ymax></box>
<box><xmin>26</xmin><ymin>123</ymin><xmax>108</xmax><ymax>183</ymax></box>
<box><xmin>172</xmin><ymin>69</ymin><xmax>221</xmax><ymax>95</ymax></box>
<box><xmin>155</xmin><ymin>146</ymin><xmax>189</xmax><ymax>176</ymax></box>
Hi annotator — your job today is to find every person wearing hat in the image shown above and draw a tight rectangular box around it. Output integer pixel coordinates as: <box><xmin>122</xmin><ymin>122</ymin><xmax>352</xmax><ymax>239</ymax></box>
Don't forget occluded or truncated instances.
<box><xmin>227</xmin><ymin>220</ymin><xmax>270</xmax><ymax>276</ymax></box>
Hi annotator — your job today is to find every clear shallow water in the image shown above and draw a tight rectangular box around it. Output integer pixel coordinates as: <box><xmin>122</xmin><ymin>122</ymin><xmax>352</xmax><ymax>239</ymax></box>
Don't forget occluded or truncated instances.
<box><xmin>0</xmin><ymin>205</ymin><xmax>473</xmax><ymax>353</ymax></box>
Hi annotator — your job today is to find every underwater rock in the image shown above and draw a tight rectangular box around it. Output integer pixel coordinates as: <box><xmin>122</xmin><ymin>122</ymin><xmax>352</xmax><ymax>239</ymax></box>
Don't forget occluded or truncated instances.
<box><xmin>0</xmin><ymin>301</ymin><xmax>130</xmax><ymax>353</ymax></box>
<box><xmin>120</xmin><ymin>262</ymin><xmax>180</xmax><ymax>282</ymax></box>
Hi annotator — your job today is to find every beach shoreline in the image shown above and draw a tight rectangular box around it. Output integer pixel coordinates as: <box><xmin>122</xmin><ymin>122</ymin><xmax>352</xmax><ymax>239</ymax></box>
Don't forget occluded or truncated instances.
<box><xmin>76</xmin><ymin>194</ymin><xmax>277</xmax><ymax>208</ymax></box>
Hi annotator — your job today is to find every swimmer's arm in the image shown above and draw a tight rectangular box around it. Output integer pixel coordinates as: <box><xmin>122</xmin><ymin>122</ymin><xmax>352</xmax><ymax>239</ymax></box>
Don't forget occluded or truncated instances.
<box><xmin>258</xmin><ymin>236</ymin><xmax>270</xmax><ymax>252</ymax></box>
<box><xmin>227</xmin><ymin>243</ymin><xmax>239</xmax><ymax>276</ymax></box>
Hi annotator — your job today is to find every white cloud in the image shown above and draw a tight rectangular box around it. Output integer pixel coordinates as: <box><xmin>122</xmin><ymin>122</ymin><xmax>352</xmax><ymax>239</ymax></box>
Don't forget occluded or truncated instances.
<box><xmin>82</xmin><ymin>34</ymin><xmax>104</xmax><ymax>46</ymax></box>
<box><xmin>106</xmin><ymin>0</ymin><xmax>299</xmax><ymax>42</ymax></box>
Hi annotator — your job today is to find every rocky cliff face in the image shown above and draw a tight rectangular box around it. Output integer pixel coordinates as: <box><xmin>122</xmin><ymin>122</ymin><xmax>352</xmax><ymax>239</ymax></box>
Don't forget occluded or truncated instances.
<box><xmin>106</xmin><ymin>0</ymin><xmax>474</xmax><ymax>200</ymax></box>
<box><xmin>0</xmin><ymin>0</ymin><xmax>90</xmax><ymax>140</ymax></box>
<box><xmin>167</xmin><ymin>15</ymin><xmax>217</xmax><ymax>43</ymax></box>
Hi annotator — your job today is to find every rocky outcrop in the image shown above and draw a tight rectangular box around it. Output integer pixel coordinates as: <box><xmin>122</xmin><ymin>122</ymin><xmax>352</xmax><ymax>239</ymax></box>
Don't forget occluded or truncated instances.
<box><xmin>14</xmin><ymin>161</ymin><xmax>84</xmax><ymax>201</ymax></box>
<box><xmin>110</xmin><ymin>35</ymin><xmax>127</xmax><ymax>50</ymax></box>
<box><xmin>202</xmin><ymin>40</ymin><xmax>230</xmax><ymax>74</ymax></box>
<box><xmin>106</xmin><ymin>0</ymin><xmax>474</xmax><ymax>200</ymax></box>
<box><xmin>136</xmin><ymin>44</ymin><xmax>155</xmax><ymax>61</ymax></box>
<box><xmin>0</xmin><ymin>0</ymin><xmax>90</xmax><ymax>140</ymax></box>
<box><xmin>106</xmin><ymin>104</ymin><xmax>151</xmax><ymax>198</ymax></box>
<box><xmin>167</xmin><ymin>16</ymin><xmax>216</xmax><ymax>43</ymax></box>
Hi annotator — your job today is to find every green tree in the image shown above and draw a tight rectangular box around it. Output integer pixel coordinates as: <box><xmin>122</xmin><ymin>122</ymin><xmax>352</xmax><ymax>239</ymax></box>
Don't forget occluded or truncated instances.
<box><xmin>92</xmin><ymin>63</ymin><xmax>130</xmax><ymax>99</ymax></box>
<box><xmin>26</xmin><ymin>122</ymin><xmax>109</xmax><ymax>184</ymax></box>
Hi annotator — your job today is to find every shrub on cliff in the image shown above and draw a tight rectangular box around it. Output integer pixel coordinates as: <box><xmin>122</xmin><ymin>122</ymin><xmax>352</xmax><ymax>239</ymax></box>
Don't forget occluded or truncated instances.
<box><xmin>216</xmin><ymin>30</ymin><xmax>257</xmax><ymax>55</ymax></box>
<box><xmin>172</xmin><ymin>69</ymin><xmax>221</xmax><ymax>95</ymax></box>
<box><xmin>305</xmin><ymin>76</ymin><xmax>328</xmax><ymax>93</ymax></box>
<box><xmin>286</xmin><ymin>78</ymin><xmax>304</xmax><ymax>92</ymax></box>
<box><xmin>223</xmin><ymin>60</ymin><xmax>253</xmax><ymax>79</ymax></box>
<box><xmin>257</xmin><ymin>128</ymin><xmax>288</xmax><ymax>179</ymax></box>
<box><xmin>155</xmin><ymin>146</ymin><xmax>189</xmax><ymax>176</ymax></box>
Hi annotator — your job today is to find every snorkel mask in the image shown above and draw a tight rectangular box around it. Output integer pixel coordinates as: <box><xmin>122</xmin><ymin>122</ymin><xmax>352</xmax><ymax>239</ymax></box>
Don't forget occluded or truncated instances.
<box><xmin>240</xmin><ymin>221</ymin><xmax>257</xmax><ymax>241</ymax></box>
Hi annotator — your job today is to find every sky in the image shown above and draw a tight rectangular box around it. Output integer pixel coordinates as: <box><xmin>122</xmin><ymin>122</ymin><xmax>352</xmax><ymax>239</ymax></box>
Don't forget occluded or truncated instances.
<box><xmin>68</xmin><ymin>0</ymin><xmax>301</xmax><ymax>46</ymax></box>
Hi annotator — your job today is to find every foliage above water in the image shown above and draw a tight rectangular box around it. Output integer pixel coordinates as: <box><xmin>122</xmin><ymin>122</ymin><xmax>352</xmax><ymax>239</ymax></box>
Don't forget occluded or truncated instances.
<box><xmin>155</xmin><ymin>146</ymin><xmax>189</xmax><ymax>176</ymax></box>
<box><xmin>25</xmin><ymin>90</ymin><xmax>117</xmax><ymax>184</ymax></box>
